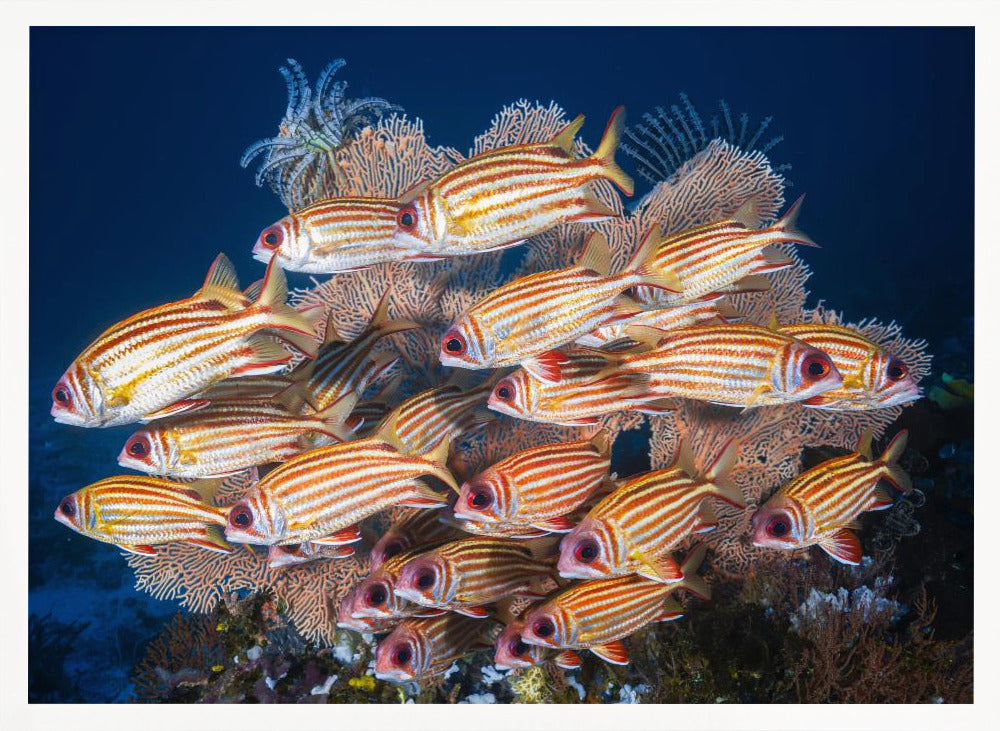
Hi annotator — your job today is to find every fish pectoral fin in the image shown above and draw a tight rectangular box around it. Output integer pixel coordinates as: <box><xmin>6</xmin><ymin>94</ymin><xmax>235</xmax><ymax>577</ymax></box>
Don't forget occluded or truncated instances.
<box><xmin>743</xmin><ymin>382</ymin><xmax>772</xmax><ymax>410</ymax></box>
<box><xmin>142</xmin><ymin>399</ymin><xmax>211</xmax><ymax>422</ymax></box>
<box><xmin>311</xmin><ymin>525</ymin><xmax>363</xmax><ymax>546</ymax></box>
<box><xmin>553</xmin><ymin>649</ymin><xmax>583</xmax><ymax>670</ymax></box>
<box><xmin>121</xmin><ymin>544</ymin><xmax>158</xmax><ymax>556</ymax></box>
<box><xmin>631</xmin><ymin>550</ymin><xmax>684</xmax><ymax>583</ymax></box>
<box><xmin>453</xmin><ymin>605</ymin><xmax>490</xmax><ymax>619</ymax></box>
<box><xmin>589</xmin><ymin>639</ymin><xmax>629</xmax><ymax>665</ymax></box>
<box><xmin>817</xmin><ymin>528</ymin><xmax>862</xmax><ymax>565</ymax></box>
<box><xmin>522</xmin><ymin>351</ymin><xmax>570</xmax><ymax>384</ymax></box>
<box><xmin>185</xmin><ymin>526</ymin><xmax>233</xmax><ymax>554</ymax></box>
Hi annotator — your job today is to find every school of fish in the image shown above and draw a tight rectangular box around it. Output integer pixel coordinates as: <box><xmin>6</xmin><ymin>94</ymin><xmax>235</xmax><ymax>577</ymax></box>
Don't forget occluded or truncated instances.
<box><xmin>51</xmin><ymin>105</ymin><xmax>922</xmax><ymax>683</ymax></box>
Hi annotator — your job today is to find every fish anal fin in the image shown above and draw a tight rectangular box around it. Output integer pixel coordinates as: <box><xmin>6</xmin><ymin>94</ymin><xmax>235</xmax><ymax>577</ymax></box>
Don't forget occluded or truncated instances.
<box><xmin>529</xmin><ymin>515</ymin><xmax>576</xmax><ymax>533</ymax></box>
<box><xmin>311</xmin><ymin>525</ymin><xmax>363</xmax><ymax>546</ymax></box>
<box><xmin>122</xmin><ymin>544</ymin><xmax>158</xmax><ymax>556</ymax></box>
<box><xmin>454</xmin><ymin>605</ymin><xmax>490</xmax><ymax>619</ymax></box>
<box><xmin>567</xmin><ymin>191</ymin><xmax>619</xmax><ymax>223</ymax></box>
<box><xmin>868</xmin><ymin>487</ymin><xmax>894</xmax><ymax>512</ymax></box>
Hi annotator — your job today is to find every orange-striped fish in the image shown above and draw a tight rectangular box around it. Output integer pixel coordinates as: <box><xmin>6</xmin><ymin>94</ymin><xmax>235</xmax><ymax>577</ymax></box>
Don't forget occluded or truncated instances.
<box><xmin>347</xmin><ymin>548</ymin><xmax>450</xmax><ymax>622</ymax></box>
<box><xmin>439</xmin><ymin>232</ymin><xmax>679</xmax><ymax>376</ymax></box>
<box><xmin>493</xmin><ymin>620</ymin><xmax>582</xmax><ymax>671</ymax></box>
<box><xmin>51</xmin><ymin>255</ymin><xmax>317</xmax><ymax>428</ymax></box>
<box><xmin>631</xmin><ymin>196</ymin><xmax>817</xmax><ymax>306</ymax></box>
<box><xmin>223</xmin><ymin>422</ymin><xmax>458</xmax><ymax>546</ymax></box>
<box><xmin>117</xmin><ymin>397</ymin><xmax>357</xmax><ymax>478</ymax></box>
<box><xmin>266</xmin><ymin>541</ymin><xmax>355</xmax><ymax>568</ymax></box>
<box><xmin>618</xmin><ymin>323</ymin><xmax>843</xmax><ymax>408</ymax></box>
<box><xmin>53</xmin><ymin>476</ymin><xmax>230</xmax><ymax>555</ymax></box>
<box><xmin>777</xmin><ymin>322</ymin><xmax>922</xmax><ymax>410</ymax></box>
<box><xmin>751</xmin><ymin>430</ymin><xmax>911</xmax><ymax>565</ymax></box>
<box><xmin>371</xmin><ymin>508</ymin><xmax>462</xmax><ymax>572</ymax></box>
<box><xmin>393</xmin><ymin>537</ymin><xmax>557</xmax><ymax>618</ymax></box>
<box><xmin>390</xmin><ymin>107</ymin><xmax>634</xmax><ymax>257</ymax></box>
<box><xmin>486</xmin><ymin>347</ymin><xmax>670</xmax><ymax>426</ymax></box>
<box><xmin>575</xmin><ymin>297</ymin><xmax>742</xmax><ymax>349</ymax></box>
<box><xmin>284</xmin><ymin>291</ymin><xmax>417</xmax><ymax>412</ymax></box>
<box><xmin>337</xmin><ymin>586</ymin><xmax>399</xmax><ymax>633</ymax></box>
<box><xmin>519</xmin><ymin>546</ymin><xmax>709</xmax><ymax>665</ymax></box>
<box><xmin>374</xmin><ymin>614</ymin><xmax>496</xmax><ymax>682</ymax></box>
<box><xmin>252</xmin><ymin>197</ymin><xmax>438</xmax><ymax>273</ymax></box>
<box><xmin>558</xmin><ymin>442</ymin><xmax>744</xmax><ymax>582</ymax></box>
<box><xmin>452</xmin><ymin>431</ymin><xmax>613</xmax><ymax>533</ymax></box>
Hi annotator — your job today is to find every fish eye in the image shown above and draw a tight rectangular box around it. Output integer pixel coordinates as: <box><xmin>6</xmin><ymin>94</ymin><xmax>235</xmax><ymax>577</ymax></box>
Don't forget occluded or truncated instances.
<box><xmin>397</xmin><ymin>205</ymin><xmax>417</xmax><ymax>230</ymax></box>
<box><xmin>801</xmin><ymin>354</ymin><xmax>831</xmax><ymax>380</ymax></box>
<box><xmin>767</xmin><ymin>517</ymin><xmax>790</xmax><ymax>537</ymax></box>
<box><xmin>381</xmin><ymin>540</ymin><xmax>403</xmax><ymax>560</ymax></box>
<box><xmin>574</xmin><ymin>537</ymin><xmax>600</xmax><ymax>564</ymax></box>
<box><xmin>365</xmin><ymin>585</ymin><xmax>388</xmax><ymax>606</ymax></box>
<box><xmin>126</xmin><ymin>435</ymin><xmax>149</xmax><ymax>457</ymax></box>
<box><xmin>392</xmin><ymin>644</ymin><xmax>412</xmax><ymax>666</ymax></box>
<box><xmin>533</xmin><ymin>618</ymin><xmax>555</xmax><ymax>638</ymax></box>
<box><xmin>442</xmin><ymin>331</ymin><xmax>466</xmax><ymax>356</ymax></box>
<box><xmin>229</xmin><ymin>505</ymin><xmax>253</xmax><ymax>528</ymax></box>
<box><xmin>59</xmin><ymin>498</ymin><xmax>76</xmax><ymax>517</ymax></box>
<box><xmin>260</xmin><ymin>226</ymin><xmax>284</xmax><ymax>249</ymax></box>
<box><xmin>887</xmin><ymin>358</ymin><xmax>908</xmax><ymax>381</ymax></box>
<box><xmin>466</xmin><ymin>487</ymin><xmax>493</xmax><ymax>510</ymax></box>
<box><xmin>416</xmin><ymin>568</ymin><xmax>435</xmax><ymax>589</ymax></box>
<box><xmin>494</xmin><ymin>380</ymin><xmax>515</xmax><ymax>401</ymax></box>
<box><xmin>52</xmin><ymin>384</ymin><xmax>71</xmax><ymax>405</ymax></box>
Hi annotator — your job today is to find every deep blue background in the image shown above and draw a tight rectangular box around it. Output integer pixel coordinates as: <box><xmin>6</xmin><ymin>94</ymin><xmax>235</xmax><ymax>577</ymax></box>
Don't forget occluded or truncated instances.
<box><xmin>28</xmin><ymin>27</ymin><xmax>973</xmax><ymax>701</ymax></box>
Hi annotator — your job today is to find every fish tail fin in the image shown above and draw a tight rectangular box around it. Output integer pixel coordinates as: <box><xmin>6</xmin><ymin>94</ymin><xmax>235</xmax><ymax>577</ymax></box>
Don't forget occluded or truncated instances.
<box><xmin>368</xmin><ymin>288</ymin><xmax>420</xmax><ymax>338</ymax></box>
<box><xmin>255</xmin><ymin>259</ymin><xmax>319</xmax><ymax>357</ymax></box>
<box><xmin>879</xmin><ymin>429</ymin><xmax>912</xmax><ymax>493</ymax></box>
<box><xmin>591</xmin><ymin>105</ymin><xmax>634</xmax><ymax>196</ymax></box>
<box><xmin>703</xmin><ymin>439</ymin><xmax>746</xmax><ymax>509</ymax></box>
<box><xmin>419</xmin><ymin>432</ymin><xmax>460</xmax><ymax>493</ymax></box>
<box><xmin>187</xmin><ymin>478</ymin><xmax>226</xmax><ymax>506</ymax></box>
<box><xmin>314</xmin><ymin>395</ymin><xmax>360</xmax><ymax>442</ymax></box>
<box><xmin>676</xmin><ymin>544</ymin><xmax>711</xmax><ymax>601</ymax></box>
<box><xmin>772</xmin><ymin>194</ymin><xmax>819</xmax><ymax>248</ymax></box>
<box><xmin>625</xmin><ymin>226</ymin><xmax>683</xmax><ymax>293</ymax></box>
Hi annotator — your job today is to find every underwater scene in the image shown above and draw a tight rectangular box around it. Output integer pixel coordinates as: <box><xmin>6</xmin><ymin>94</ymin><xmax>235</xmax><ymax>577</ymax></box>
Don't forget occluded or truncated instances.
<box><xmin>29</xmin><ymin>27</ymin><xmax>973</xmax><ymax>704</ymax></box>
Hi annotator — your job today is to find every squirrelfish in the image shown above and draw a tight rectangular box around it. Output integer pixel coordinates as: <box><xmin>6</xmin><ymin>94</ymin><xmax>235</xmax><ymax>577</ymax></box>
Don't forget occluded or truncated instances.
<box><xmin>253</xmin><ymin>197</ymin><xmax>434</xmax><ymax>273</ymax></box>
<box><xmin>223</xmin><ymin>422</ymin><xmax>458</xmax><ymax>546</ymax></box>
<box><xmin>347</xmin><ymin>548</ymin><xmax>449</xmax><ymax>622</ymax></box>
<box><xmin>487</xmin><ymin>347</ymin><xmax>670</xmax><ymax>426</ymax></box>
<box><xmin>374</xmin><ymin>614</ymin><xmax>496</xmax><ymax>682</ymax></box>
<box><xmin>54</xmin><ymin>476</ymin><xmax>230</xmax><ymax>556</ymax></box>
<box><xmin>519</xmin><ymin>546</ymin><xmax>710</xmax><ymax>666</ymax></box>
<box><xmin>631</xmin><ymin>196</ymin><xmax>817</xmax><ymax>306</ymax></box>
<box><xmin>452</xmin><ymin>431</ymin><xmax>613</xmax><ymax>533</ymax></box>
<box><xmin>51</xmin><ymin>255</ymin><xmax>317</xmax><ymax>428</ymax></box>
<box><xmin>390</xmin><ymin>107</ymin><xmax>634</xmax><ymax>256</ymax></box>
<box><xmin>751</xmin><ymin>430</ymin><xmax>911</xmax><ymax>565</ymax></box>
<box><xmin>558</xmin><ymin>441</ymin><xmax>745</xmax><ymax>582</ymax></box>
<box><xmin>493</xmin><ymin>620</ymin><xmax>582</xmax><ymax>671</ymax></box>
<box><xmin>575</xmin><ymin>297</ymin><xmax>741</xmax><ymax>349</ymax></box>
<box><xmin>618</xmin><ymin>323</ymin><xmax>843</xmax><ymax>408</ymax></box>
<box><xmin>370</xmin><ymin>508</ymin><xmax>461</xmax><ymax>572</ymax></box>
<box><xmin>393</xmin><ymin>537</ymin><xmax>558</xmax><ymax>618</ymax></box>
<box><xmin>439</xmin><ymin>232</ymin><xmax>679</xmax><ymax>374</ymax></box>
<box><xmin>117</xmin><ymin>397</ymin><xmax>357</xmax><ymax>478</ymax></box>
<box><xmin>777</xmin><ymin>322</ymin><xmax>922</xmax><ymax>410</ymax></box>
<box><xmin>266</xmin><ymin>541</ymin><xmax>355</xmax><ymax>568</ymax></box>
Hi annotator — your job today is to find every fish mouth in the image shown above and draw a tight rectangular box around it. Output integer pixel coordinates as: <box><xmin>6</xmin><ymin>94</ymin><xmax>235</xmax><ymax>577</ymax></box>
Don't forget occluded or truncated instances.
<box><xmin>485</xmin><ymin>395</ymin><xmax>520</xmax><ymax>418</ymax></box>
<box><xmin>374</xmin><ymin>669</ymin><xmax>412</xmax><ymax>683</ymax></box>
<box><xmin>251</xmin><ymin>244</ymin><xmax>274</xmax><ymax>265</ymax></box>
<box><xmin>438</xmin><ymin>352</ymin><xmax>474</xmax><ymax>369</ymax></box>
<box><xmin>392</xmin><ymin>586</ymin><xmax>429</xmax><ymax>605</ymax></box>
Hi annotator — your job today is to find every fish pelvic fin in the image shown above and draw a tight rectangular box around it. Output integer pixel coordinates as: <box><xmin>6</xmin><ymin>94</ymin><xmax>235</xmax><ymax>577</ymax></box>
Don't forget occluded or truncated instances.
<box><xmin>879</xmin><ymin>429</ymin><xmax>912</xmax><ymax>493</ymax></box>
<box><xmin>591</xmin><ymin>105</ymin><xmax>634</xmax><ymax>196</ymax></box>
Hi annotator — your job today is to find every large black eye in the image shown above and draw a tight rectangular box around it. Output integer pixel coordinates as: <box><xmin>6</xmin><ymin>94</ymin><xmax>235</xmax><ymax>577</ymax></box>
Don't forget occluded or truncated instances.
<box><xmin>365</xmin><ymin>585</ymin><xmax>388</xmax><ymax>606</ymax></box>
<box><xmin>382</xmin><ymin>540</ymin><xmax>403</xmax><ymax>560</ymax></box>
<box><xmin>467</xmin><ymin>488</ymin><xmax>493</xmax><ymax>510</ymax></box>
<box><xmin>887</xmin><ymin>359</ymin><xmax>908</xmax><ymax>381</ymax></box>
<box><xmin>397</xmin><ymin>206</ymin><xmax>417</xmax><ymax>230</ymax></box>
<box><xmin>392</xmin><ymin>645</ymin><xmax>412</xmax><ymax>666</ymax></box>
<box><xmin>574</xmin><ymin>537</ymin><xmax>600</xmax><ymax>564</ymax></box>
<box><xmin>533</xmin><ymin>618</ymin><xmax>555</xmax><ymax>638</ymax></box>
<box><xmin>767</xmin><ymin>518</ymin><xmax>790</xmax><ymax>537</ymax></box>
<box><xmin>126</xmin><ymin>435</ymin><xmax>149</xmax><ymax>457</ymax></box>
<box><xmin>230</xmin><ymin>505</ymin><xmax>253</xmax><ymax>528</ymax></box>
<box><xmin>416</xmin><ymin>569</ymin><xmax>435</xmax><ymax>589</ymax></box>
<box><xmin>443</xmin><ymin>331</ymin><xmax>466</xmax><ymax>355</ymax></box>
<box><xmin>260</xmin><ymin>226</ymin><xmax>283</xmax><ymax>249</ymax></box>
<box><xmin>53</xmin><ymin>385</ymin><xmax>71</xmax><ymax>405</ymax></box>
<box><xmin>494</xmin><ymin>380</ymin><xmax>514</xmax><ymax>401</ymax></box>
<box><xmin>801</xmin><ymin>354</ymin><xmax>831</xmax><ymax>380</ymax></box>
<box><xmin>60</xmin><ymin>499</ymin><xmax>76</xmax><ymax>517</ymax></box>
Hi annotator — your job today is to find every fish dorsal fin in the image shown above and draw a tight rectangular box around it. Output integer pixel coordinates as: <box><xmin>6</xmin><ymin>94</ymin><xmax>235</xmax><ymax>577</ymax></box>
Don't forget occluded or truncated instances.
<box><xmin>674</xmin><ymin>440</ymin><xmax>698</xmax><ymax>479</ymax></box>
<box><xmin>818</xmin><ymin>528</ymin><xmax>862</xmax><ymax>565</ymax></box>
<box><xmin>623</xmin><ymin>325</ymin><xmax>669</xmax><ymax>349</ymax></box>
<box><xmin>767</xmin><ymin>311</ymin><xmax>781</xmax><ymax>332</ymax></box>
<box><xmin>856</xmin><ymin>428</ymin><xmax>874</xmax><ymax>460</ymax></box>
<box><xmin>323</xmin><ymin>316</ymin><xmax>348</xmax><ymax>346</ymax></box>
<box><xmin>399</xmin><ymin>178</ymin><xmax>431</xmax><ymax>204</ymax></box>
<box><xmin>577</xmin><ymin>232</ymin><xmax>612</xmax><ymax>277</ymax></box>
<box><xmin>550</xmin><ymin>113</ymin><xmax>585</xmax><ymax>154</ymax></box>
<box><xmin>731</xmin><ymin>197</ymin><xmax>763</xmax><ymax>229</ymax></box>
<box><xmin>589</xmin><ymin>639</ymin><xmax>629</xmax><ymax>665</ymax></box>
<box><xmin>197</xmin><ymin>253</ymin><xmax>244</xmax><ymax>309</ymax></box>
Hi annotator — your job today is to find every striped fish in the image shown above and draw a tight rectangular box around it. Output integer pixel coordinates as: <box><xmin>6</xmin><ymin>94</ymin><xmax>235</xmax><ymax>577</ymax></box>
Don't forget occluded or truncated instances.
<box><xmin>371</xmin><ymin>508</ymin><xmax>462</xmax><ymax>572</ymax></box>
<box><xmin>117</xmin><ymin>397</ymin><xmax>357</xmax><ymax>478</ymax></box>
<box><xmin>519</xmin><ymin>546</ymin><xmax>710</xmax><ymax>665</ymax></box>
<box><xmin>487</xmin><ymin>346</ymin><xmax>669</xmax><ymax>426</ymax></box>
<box><xmin>618</xmin><ymin>323</ymin><xmax>844</xmax><ymax>408</ymax></box>
<box><xmin>252</xmin><ymin>197</ymin><xmax>437</xmax><ymax>273</ymax></box>
<box><xmin>266</xmin><ymin>541</ymin><xmax>355</xmax><ymax>568</ymax></box>
<box><xmin>284</xmin><ymin>290</ymin><xmax>417</xmax><ymax>413</ymax></box>
<box><xmin>374</xmin><ymin>614</ymin><xmax>497</xmax><ymax>683</ymax></box>
<box><xmin>348</xmin><ymin>548</ymin><xmax>450</xmax><ymax>622</ymax></box>
<box><xmin>393</xmin><ymin>537</ymin><xmax>558</xmax><ymax>618</ymax></box>
<box><xmin>493</xmin><ymin>620</ymin><xmax>582</xmax><ymax>671</ymax></box>
<box><xmin>751</xmin><ymin>430</ymin><xmax>911</xmax><ymax>565</ymax></box>
<box><xmin>452</xmin><ymin>431</ymin><xmax>613</xmax><ymax>533</ymax></box>
<box><xmin>390</xmin><ymin>107</ymin><xmax>634</xmax><ymax>257</ymax></box>
<box><xmin>337</xmin><ymin>586</ymin><xmax>399</xmax><ymax>634</ymax></box>
<box><xmin>51</xmin><ymin>254</ymin><xmax>317</xmax><ymax>428</ymax></box>
<box><xmin>575</xmin><ymin>297</ymin><xmax>742</xmax><ymax>349</ymax></box>
<box><xmin>197</xmin><ymin>372</ymin><xmax>297</xmax><ymax>402</ymax></box>
<box><xmin>223</xmin><ymin>422</ymin><xmax>458</xmax><ymax>546</ymax></box>
<box><xmin>53</xmin><ymin>476</ymin><xmax>230</xmax><ymax>555</ymax></box>
<box><xmin>778</xmin><ymin>322</ymin><xmax>922</xmax><ymax>410</ymax></box>
<box><xmin>440</xmin><ymin>231</ymin><xmax>679</xmax><ymax>375</ymax></box>
<box><xmin>558</xmin><ymin>441</ymin><xmax>745</xmax><ymax>582</ymax></box>
<box><xmin>631</xmin><ymin>195</ymin><xmax>817</xmax><ymax>306</ymax></box>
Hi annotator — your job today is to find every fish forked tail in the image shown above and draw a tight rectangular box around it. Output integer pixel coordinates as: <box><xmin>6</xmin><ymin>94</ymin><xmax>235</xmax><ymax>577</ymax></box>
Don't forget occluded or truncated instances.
<box><xmin>311</xmin><ymin>394</ymin><xmax>362</xmax><ymax>442</ymax></box>
<box><xmin>673</xmin><ymin>439</ymin><xmax>746</xmax><ymax>510</ymax></box>
<box><xmin>254</xmin><ymin>258</ymin><xmax>319</xmax><ymax>358</ymax></box>
<box><xmin>771</xmin><ymin>194</ymin><xmax>819</xmax><ymax>248</ymax></box>
<box><xmin>673</xmin><ymin>544</ymin><xmax>712</xmax><ymax>601</ymax></box>
<box><xmin>591</xmin><ymin>105</ymin><xmax>634</xmax><ymax>197</ymax></box>
<box><xmin>376</xmin><ymin>418</ymin><xmax>460</xmax><ymax>494</ymax></box>
<box><xmin>878</xmin><ymin>429</ymin><xmax>912</xmax><ymax>493</ymax></box>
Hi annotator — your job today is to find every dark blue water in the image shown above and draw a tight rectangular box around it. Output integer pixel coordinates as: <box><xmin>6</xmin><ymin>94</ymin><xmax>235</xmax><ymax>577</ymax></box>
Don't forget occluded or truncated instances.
<box><xmin>29</xmin><ymin>27</ymin><xmax>973</xmax><ymax>702</ymax></box>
